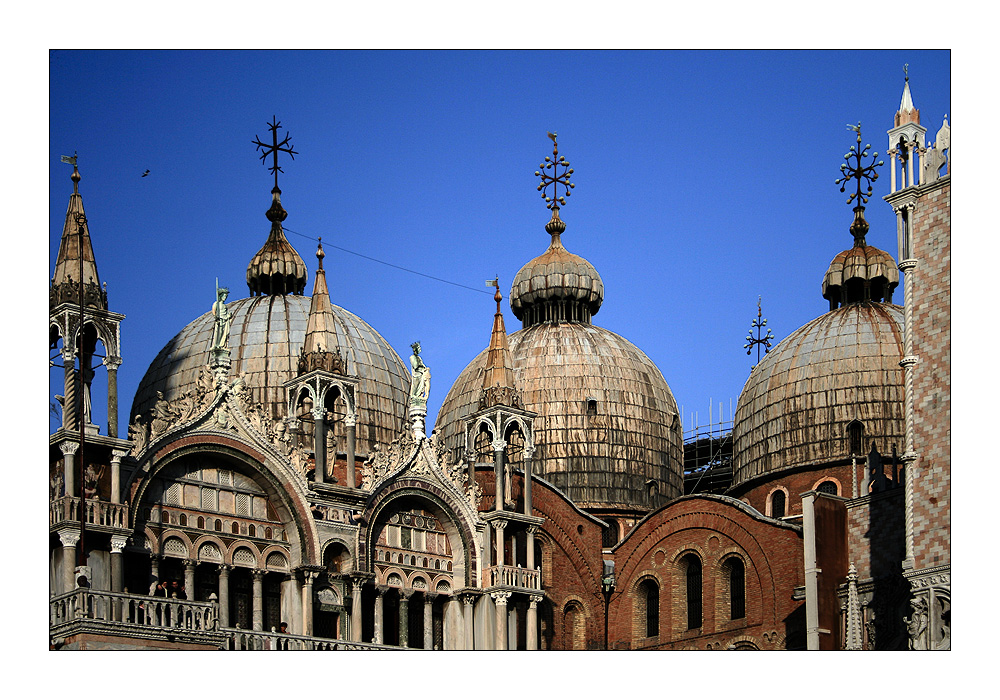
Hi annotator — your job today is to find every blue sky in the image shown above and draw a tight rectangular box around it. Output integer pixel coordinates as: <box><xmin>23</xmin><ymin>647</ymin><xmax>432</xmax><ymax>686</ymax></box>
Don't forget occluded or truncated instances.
<box><xmin>47</xmin><ymin>50</ymin><xmax>950</xmax><ymax>436</ymax></box>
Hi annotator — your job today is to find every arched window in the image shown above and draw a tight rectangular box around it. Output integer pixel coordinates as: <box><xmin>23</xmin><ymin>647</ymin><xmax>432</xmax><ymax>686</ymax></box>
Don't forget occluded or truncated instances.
<box><xmin>817</xmin><ymin>481</ymin><xmax>839</xmax><ymax>496</ymax></box>
<box><xmin>639</xmin><ymin>579</ymin><xmax>659</xmax><ymax>637</ymax></box>
<box><xmin>231</xmin><ymin>521</ymin><xmax>239</xmax><ymax>534</ymax></box>
<box><xmin>197</xmin><ymin>516</ymin><xmax>205</xmax><ymax>529</ymax></box>
<box><xmin>847</xmin><ymin>420</ymin><xmax>865</xmax><ymax>455</ymax></box>
<box><xmin>248</xmin><ymin>524</ymin><xmax>256</xmax><ymax>538</ymax></box>
<box><xmin>726</xmin><ymin>557</ymin><xmax>746</xmax><ymax>620</ymax></box>
<box><xmin>683</xmin><ymin>554</ymin><xmax>702</xmax><ymax>629</ymax></box>
<box><xmin>770</xmin><ymin>490</ymin><xmax>786</xmax><ymax>518</ymax></box>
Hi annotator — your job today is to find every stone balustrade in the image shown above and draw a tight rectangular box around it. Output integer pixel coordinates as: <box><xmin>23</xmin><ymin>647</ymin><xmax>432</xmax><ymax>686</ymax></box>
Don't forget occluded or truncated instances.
<box><xmin>50</xmin><ymin>496</ymin><xmax>128</xmax><ymax>529</ymax></box>
<box><xmin>223</xmin><ymin>628</ymin><xmax>404</xmax><ymax>651</ymax></box>
<box><xmin>488</xmin><ymin>564</ymin><xmax>540</xmax><ymax>590</ymax></box>
<box><xmin>50</xmin><ymin>589</ymin><xmax>217</xmax><ymax>633</ymax></box>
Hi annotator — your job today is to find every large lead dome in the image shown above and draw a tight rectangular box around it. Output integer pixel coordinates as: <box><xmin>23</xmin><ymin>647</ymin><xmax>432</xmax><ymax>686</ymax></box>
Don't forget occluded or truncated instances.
<box><xmin>436</xmin><ymin>195</ymin><xmax>682</xmax><ymax>513</ymax></box>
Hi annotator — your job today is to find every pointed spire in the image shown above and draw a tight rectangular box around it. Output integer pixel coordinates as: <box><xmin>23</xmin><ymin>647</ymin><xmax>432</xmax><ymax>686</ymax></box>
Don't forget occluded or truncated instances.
<box><xmin>297</xmin><ymin>238</ymin><xmax>345</xmax><ymax>376</ymax></box>
<box><xmin>51</xmin><ymin>158</ymin><xmax>107</xmax><ymax>311</ymax></box>
<box><xmin>480</xmin><ymin>278</ymin><xmax>520</xmax><ymax>409</ymax></box>
<box><xmin>895</xmin><ymin>66</ymin><xmax>920</xmax><ymax>127</ymax></box>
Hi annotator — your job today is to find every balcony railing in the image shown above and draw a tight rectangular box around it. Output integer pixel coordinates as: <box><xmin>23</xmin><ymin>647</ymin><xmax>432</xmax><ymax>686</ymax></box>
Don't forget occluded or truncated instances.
<box><xmin>488</xmin><ymin>564</ymin><xmax>540</xmax><ymax>590</ymax></box>
<box><xmin>50</xmin><ymin>496</ymin><xmax>128</xmax><ymax>529</ymax></box>
<box><xmin>223</xmin><ymin>629</ymin><xmax>404</xmax><ymax>651</ymax></box>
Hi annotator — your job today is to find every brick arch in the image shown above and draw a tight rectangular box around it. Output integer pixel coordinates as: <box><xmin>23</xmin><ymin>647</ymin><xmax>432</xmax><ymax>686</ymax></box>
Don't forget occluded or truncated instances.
<box><xmin>631</xmin><ymin>569</ymin><xmax>662</xmax><ymax>643</ymax></box>
<box><xmin>361</xmin><ymin>478</ymin><xmax>481</xmax><ymax>588</ymax></box>
<box><xmin>560</xmin><ymin>596</ymin><xmax>589</xmax><ymax>650</ymax></box>
<box><xmin>765</xmin><ymin>485</ymin><xmax>790</xmax><ymax>517</ymax></box>
<box><xmin>811</xmin><ymin>476</ymin><xmax>843</xmax><ymax>495</ymax></box>
<box><xmin>129</xmin><ymin>434</ymin><xmax>318</xmax><ymax>567</ymax></box>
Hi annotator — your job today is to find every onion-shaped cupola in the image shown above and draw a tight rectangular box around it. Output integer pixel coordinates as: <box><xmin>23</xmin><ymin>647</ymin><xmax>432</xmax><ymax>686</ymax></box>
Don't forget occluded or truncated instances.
<box><xmin>246</xmin><ymin>118</ymin><xmax>307</xmax><ymax>296</ymax></box>
<box><xmin>51</xmin><ymin>157</ymin><xmax>107</xmax><ymax>311</ymax></box>
<box><xmin>822</xmin><ymin>129</ymin><xmax>898</xmax><ymax>309</ymax></box>
<box><xmin>510</xmin><ymin>137</ymin><xmax>603</xmax><ymax>328</ymax></box>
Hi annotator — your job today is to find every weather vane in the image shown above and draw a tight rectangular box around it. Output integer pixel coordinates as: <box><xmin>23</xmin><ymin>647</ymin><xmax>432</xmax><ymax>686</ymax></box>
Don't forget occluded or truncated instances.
<box><xmin>835</xmin><ymin>122</ymin><xmax>883</xmax><ymax>208</ymax></box>
<box><xmin>535</xmin><ymin>132</ymin><xmax>575</xmax><ymax>210</ymax></box>
<box><xmin>744</xmin><ymin>296</ymin><xmax>774</xmax><ymax>368</ymax></box>
<box><xmin>253</xmin><ymin>117</ymin><xmax>297</xmax><ymax>190</ymax></box>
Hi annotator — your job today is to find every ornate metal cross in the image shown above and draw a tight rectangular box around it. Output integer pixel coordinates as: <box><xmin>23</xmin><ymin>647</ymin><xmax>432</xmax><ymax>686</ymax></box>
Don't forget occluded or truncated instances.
<box><xmin>835</xmin><ymin>123</ymin><xmax>883</xmax><ymax>207</ymax></box>
<box><xmin>253</xmin><ymin>117</ymin><xmax>297</xmax><ymax>190</ymax></box>
<box><xmin>535</xmin><ymin>132</ymin><xmax>575</xmax><ymax>210</ymax></box>
<box><xmin>744</xmin><ymin>296</ymin><xmax>774</xmax><ymax>367</ymax></box>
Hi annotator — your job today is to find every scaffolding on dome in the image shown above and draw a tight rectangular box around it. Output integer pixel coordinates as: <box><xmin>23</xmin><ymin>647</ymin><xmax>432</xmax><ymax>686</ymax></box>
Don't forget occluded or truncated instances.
<box><xmin>682</xmin><ymin>403</ymin><xmax>734</xmax><ymax>495</ymax></box>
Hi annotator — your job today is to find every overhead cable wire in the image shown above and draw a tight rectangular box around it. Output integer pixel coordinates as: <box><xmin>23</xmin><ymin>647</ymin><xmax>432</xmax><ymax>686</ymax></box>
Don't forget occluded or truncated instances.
<box><xmin>283</xmin><ymin>225</ymin><xmax>491</xmax><ymax>295</ymax></box>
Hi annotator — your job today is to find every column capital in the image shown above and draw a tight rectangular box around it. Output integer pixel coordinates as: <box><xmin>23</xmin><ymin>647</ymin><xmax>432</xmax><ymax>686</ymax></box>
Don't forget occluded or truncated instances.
<box><xmin>311</xmin><ymin>407</ymin><xmax>327</xmax><ymax>421</ymax></box>
<box><xmin>58</xmin><ymin>529</ymin><xmax>81</xmax><ymax>547</ymax></box>
<box><xmin>218</xmin><ymin>563</ymin><xmax>233</xmax><ymax>575</ymax></box>
<box><xmin>523</xmin><ymin>446</ymin><xmax>535</xmax><ymax>460</ymax></box>
<box><xmin>460</xmin><ymin>591</ymin><xmax>479</xmax><ymax>606</ymax></box>
<box><xmin>491</xmin><ymin>438</ymin><xmax>507</xmax><ymax>452</ymax></box>
<box><xmin>59</xmin><ymin>441</ymin><xmax>80</xmax><ymax>457</ymax></box>
<box><xmin>62</xmin><ymin>346</ymin><xmax>76</xmax><ymax>363</ymax></box>
<box><xmin>110</xmin><ymin>535</ymin><xmax>129</xmax><ymax>553</ymax></box>
<box><xmin>526</xmin><ymin>525</ymin><xmax>539</xmax><ymax>536</ymax></box>
<box><xmin>424</xmin><ymin>591</ymin><xmax>439</xmax><ymax>603</ymax></box>
<box><xmin>492</xmin><ymin>519</ymin><xmax>508</xmax><ymax>532</ymax></box>
<box><xmin>898</xmin><ymin>258</ymin><xmax>919</xmax><ymax>272</ymax></box>
<box><xmin>491</xmin><ymin>590</ymin><xmax>511</xmax><ymax>605</ymax></box>
<box><xmin>343</xmin><ymin>413</ymin><xmax>357</xmax><ymax>428</ymax></box>
<box><xmin>529</xmin><ymin>594</ymin><xmax>544</xmax><ymax>606</ymax></box>
<box><xmin>399</xmin><ymin>587</ymin><xmax>415</xmax><ymax>601</ymax></box>
<box><xmin>104</xmin><ymin>355</ymin><xmax>123</xmax><ymax>371</ymax></box>
<box><xmin>251</xmin><ymin>568</ymin><xmax>266</xmax><ymax>581</ymax></box>
<box><xmin>375</xmin><ymin>584</ymin><xmax>390</xmax><ymax>596</ymax></box>
<box><xmin>184</xmin><ymin>559</ymin><xmax>198</xmax><ymax>572</ymax></box>
<box><xmin>110</xmin><ymin>448</ymin><xmax>129</xmax><ymax>464</ymax></box>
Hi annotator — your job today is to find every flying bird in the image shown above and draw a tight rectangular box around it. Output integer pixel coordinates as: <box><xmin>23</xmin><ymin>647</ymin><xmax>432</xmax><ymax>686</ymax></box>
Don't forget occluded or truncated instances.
<box><xmin>142</xmin><ymin>169</ymin><xmax>150</xmax><ymax>177</ymax></box>
<box><xmin>547</xmin><ymin>131</ymin><xmax>557</xmax><ymax>142</ymax></box>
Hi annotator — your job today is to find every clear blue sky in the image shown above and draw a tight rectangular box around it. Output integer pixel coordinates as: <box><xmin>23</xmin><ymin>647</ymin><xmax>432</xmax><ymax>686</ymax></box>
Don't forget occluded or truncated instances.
<box><xmin>48</xmin><ymin>50</ymin><xmax>951</xmax><ymax>436</ymax></box>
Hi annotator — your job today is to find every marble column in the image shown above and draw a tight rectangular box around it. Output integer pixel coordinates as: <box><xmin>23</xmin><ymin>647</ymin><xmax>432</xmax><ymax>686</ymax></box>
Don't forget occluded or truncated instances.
<box><xmin>399</xmin><ymin>588</ymin><xmax>413</xmax><ymax>648</ymax></box>
<box><xmin>105</xmin><ymin>356</ymin><xmax>122</xmax><ymax>438</ymax></box>
<box><xmin>526</xmin><ymin>525</ymin><xmax>537</xmax><ymax>570</ymax></box>
<box><xmin>462</xmin><ymin>593</ymin><xmax>476</xmax><ymax>650</ymax></box>
<box><xmin>218</xmin><ymin>565</ymin><xmax>231</xmax><ymax>628</ymax></box>
<box><xmin>494</xmin><ymin>520</ymin><xmax>507</xmax><ymax>568</ymax></box>
<box><xmin>301</xmin><ymin>569</ymin><xmax>317</xmax><ymax>637</ymax></box>
<box><xmin>350</xmin><ymin>577</ymin><xmax>363</xmax><ymax>642</ymax></box>
<box><xmin>424</xmin><ymin>592</ymin><xmax>437</xmax><ymax>650</ymax></box>
<box><xmin>523</xmin><ymin>447</ymin><xmax>534</xmax><ymax>515</ymax></box>
<box><xmin>184</xmin><ymin>559</ymin><xmax>197</xmax><ymax>602</ymax></box>
<box><xmin>344</xmin><ymin>415</ymin><xmax>357</xmax><ymax>489</ymax></box>
<box><xmin>59</xmin><ymin>530</ymin><xmax>80</xmax><ymax>595</ymax></box>
<box><xmin>149</xmin><ymin>554</ymin><xmax>162</xmax><ymax>595</ymax></box>
<box><xmin>251</xmin><ymin>569</ymin><xmax>264</xmax><ymax>631</ymax></box>
<box><xmin>110</xmin><ymin>449</ymin><xmax>127</xmax><ymax>505</ymax></box>
<box><xmin>312</xmin><ymin>407</ymin><xmax>327</xmax><ymax>484</ymax></box>
<box><xmin>493</xmin><ymin>438</ymin><xmax>506</xmax><ymax>512</ymax></box>
<box><xmin>59</xmin><ymin>441</ymin><xmax>79</xmax><ymax>502</ymax></box>
<box><xmin>374</xmin><ymin>585</ymin><xmax>388</xmax><ymax>644</ymax></box>
<box><xmin>62</xmin><ymin>347</ymin><xmax>77</xmax><ymax>431</ymax></box>
<box><xmin>527</xmin><ymin>595</ymin><xmax>542</xmax><ymax>650</ymax></box>
<box><xmin>492</xmin><ymin>590</ymin><xmax>511</xmax><ymax>651</ymax></box>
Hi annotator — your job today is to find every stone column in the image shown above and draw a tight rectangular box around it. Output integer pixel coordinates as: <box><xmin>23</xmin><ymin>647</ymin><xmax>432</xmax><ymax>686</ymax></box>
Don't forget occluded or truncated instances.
<box><xmin>110</xmin><ymin>535</ymin><xmax>127</xmax><ymax>594</ymax></box>
<box><xmin>526</xmin><ymin>525</ymin><xmax>537</xmax><ymax>570</ymax></box>
<box><xmin>492</xmin><ymin>590</ymin><xmax>511</xmax><ymax>651</ymax></box>
<box><xmin>301</xmin><ymin>569</ymin><xmax>317</xmax><ymax>637</ymax></box>
<box><xmin>149</xmin><ymin>553</ymin><xmax>162</xmax><ymax>595</ymax></box>
<box><xmin>493</xmin><ymin>438</ymin><xmax>506</xmax><ymax>511</ymax></box>
<box><xmin>374</xmin><ymin>585</ymin><xmax>388</xmax><ymax>644</ymax></box>
<box><xmin>105</xmin><ymin>356</ymin><xmax>122</xmax><ymax>438</ymax></box>
<box><xmin>59</xmin><ymin>441</ymin><xmax>79</xmax><ymax>501</ymax></box>
<box><xmin>59</xmin><ymin>530</ymin><xmax>80</xmax><ymax>595</ymax></box>
<box><xmin>350</xmin><ymin>577</ymin><xmax>364</xmax><ymax>642</ymax></box>
<box><xmin>312</xmin><ymin>407</ymin><xmax>327</xmax><ymax>484</ymax></box>
<box><xmin>62</xmin><ymin>347</ymin><xmax>77</xmax><ymax>431</ymax></box>
<box><xmin>462</xmin><ymin>593</ymin><xmax>476</xmax><ymax>650</ymax></box>
<box><xmin>527</xmin><ymin>595</ymin><xmax>542</xmax><ymax>650</ymax></box>
<box><xmin>889</xmin><ymin>148</ymin><xmax>897</xmax><ymax>193</ymax></box>
<box><xmin>218</xmin><ymin>565</ymin><xmax>231</xmax><ymax>628</ymax></box>
<box><xmin>494</xmin><ymin>520</ymin><xmax>507</xmax><ymax>568</ymax></box>
<box><xmin>344</xmin><ymin>414</ymin><xmax>357</xmax><ymax>489</ymax></box>
<box><xmin>251</xmin><ymin>569</ymin><xmax>264</xmax><ymax>631</ymax></box>
<box><xmin>906</xmin><ymin>140</ymin><xmax>915</xmax><ymax>188</ymax></box>
<box><xmin>399</xmin><ymin>588</ymin><xmax>413</xmax><ymax>647</ymax></box>
<box><xmin>523</xmin><ymin>446</ymin><xmax>534</xmax><ymax>516</ymax></box>
<box><xmin>184</xmin><ymin>559</ymin><xmax>197</xmax><ymax>602</ymax></box>
<box><xmin>110</xmin><ymin>449</ymin><xmax>127</xmax><ymax>505</ymax></box>
<box><xmin>423</xmin><ymin>592</ymin><xmax>436</xmax><ymax>650</ymax></box>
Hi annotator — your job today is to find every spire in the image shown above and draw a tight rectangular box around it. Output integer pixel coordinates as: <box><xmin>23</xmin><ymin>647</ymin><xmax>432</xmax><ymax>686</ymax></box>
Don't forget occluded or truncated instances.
<box><xmin>479</xmin><ymin>278</ymin><xmax>521</xmax><ymax>410</ymax></box>
<box><xmin>895</xmin><ymin>65</ymin><xmax>920</xmax><ymax>127</ymax></box>
<box><xmin>298</xmin><ymin>239</ymin><xmax>345</xmax><ymax>375</ymax></box>
<box><xmin>51</xmin><ymin>155</ymin><xmax>107</xmax><ymax>311</ymax></box>
<box><xmin>246</xmin><ymin>118</ymin><xmax>307</xmax><ymax>296</ymax></box>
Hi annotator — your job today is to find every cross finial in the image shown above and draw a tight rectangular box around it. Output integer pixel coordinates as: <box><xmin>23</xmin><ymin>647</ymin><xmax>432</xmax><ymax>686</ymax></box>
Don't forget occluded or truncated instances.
<box><xmin>253</xmin><ymin>117</ymin><xmax>297</xmax><ymax>190</ymax></box>
<box><xmin>904</xmin><ymin>63</ymin><xmax>909</xmax><ymax>81</ymax></box>
<box><xmin>835</xmin><ymin>122</ymin><xmax>883</xmax><ymax>208</ymax></box>
<box><xmin>535</xmin><ymin>132</ymin><xmax>575</xmax><ymax>211</ymax></box>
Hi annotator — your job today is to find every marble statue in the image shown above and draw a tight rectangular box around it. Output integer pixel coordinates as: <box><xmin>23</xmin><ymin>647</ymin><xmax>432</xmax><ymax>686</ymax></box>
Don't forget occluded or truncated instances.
<box><xmin>408</xmin><ymin>342</ymin><xmax>431</xmax><ymax>409</ymax></box>
<box><xmin>211</xmin><ymin>285</ymin><xmax>232</xmax><ymax>351</ymax></box>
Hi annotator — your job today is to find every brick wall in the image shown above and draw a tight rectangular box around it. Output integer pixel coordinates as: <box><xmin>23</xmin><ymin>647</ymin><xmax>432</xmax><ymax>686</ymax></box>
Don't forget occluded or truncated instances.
<box><xmin>737</xmin><ymin>463</ymin><xmax>858</xmax><ymax>517</ymax></box>
<box><xmin>606</xmin><ymin>495</ymin><xmax>805</xmax><ymax>650</ymax></box>
<box><xmin>910</xmin><ymin>178</ymin><xmax>950</xmax><ymax>571</ymax></box>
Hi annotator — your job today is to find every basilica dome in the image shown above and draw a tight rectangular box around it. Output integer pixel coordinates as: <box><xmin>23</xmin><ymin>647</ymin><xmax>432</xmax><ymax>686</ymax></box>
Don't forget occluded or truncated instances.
<box><xmin>733</xmin><ymin>209</ymin><xmax>906</xmax><ymax>490</ymax></box>
<box><xmin>436</xmin><ymin>208</ymin><xmax>683</xmax><ymax>514</ymax></box>
<box><xmin>131</xmin><ymin>189</ymin><xmax>409</xmax><ymax>455</ymax></box>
